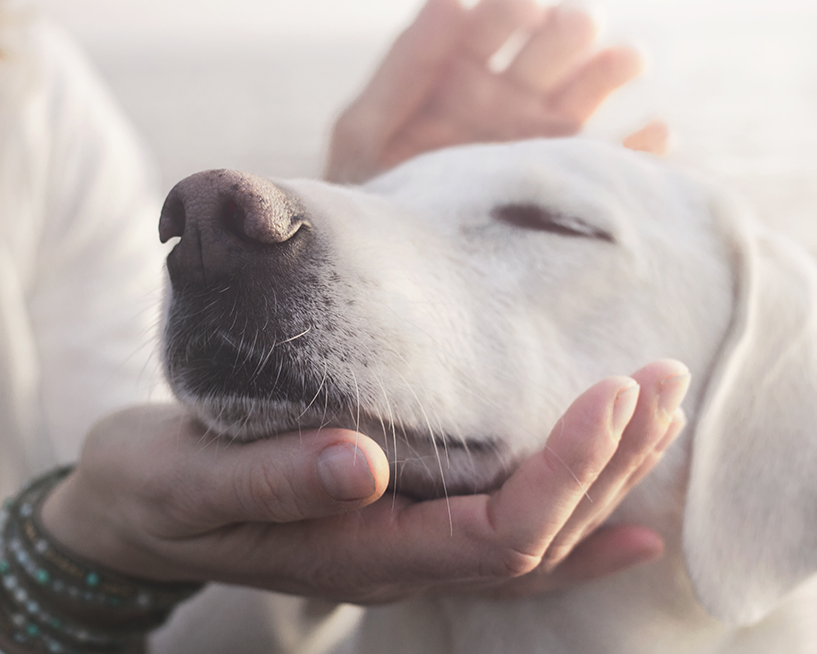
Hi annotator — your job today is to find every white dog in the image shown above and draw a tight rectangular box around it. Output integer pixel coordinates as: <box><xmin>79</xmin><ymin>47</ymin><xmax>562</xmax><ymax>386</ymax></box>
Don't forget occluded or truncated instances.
<box><xmin>159</xmin><ymin>138</ymin><xmax>817</xmax><ymax>653</ymax></box>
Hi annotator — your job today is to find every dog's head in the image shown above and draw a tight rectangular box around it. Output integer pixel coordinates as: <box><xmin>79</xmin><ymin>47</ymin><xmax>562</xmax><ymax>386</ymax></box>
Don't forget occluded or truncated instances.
<box><xmin>160</xmin><ymin>139</ymin><xmax>731</xmax><ymax>497</ymax></box>
<box><xmin>160</xmin><ymin>138</ymin><xmax>817</xmax><ymax>624</ymax></box>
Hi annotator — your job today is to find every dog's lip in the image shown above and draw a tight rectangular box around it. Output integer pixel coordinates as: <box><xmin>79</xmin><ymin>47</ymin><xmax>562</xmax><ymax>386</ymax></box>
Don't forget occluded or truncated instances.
<box><xmin>430</xmin><ymin>435</ymin><xmax>500</xmax><ymax>452</ymax></box>
<box><xmin>184</xmin><ymin>397</ymin><xmax>510</xmax><ymax>498</ymax></box>
<box><xmin>304</xmin><ymin>417</ymin><xmax>512</xmax><ymax>499</ymax></box>
<box><xmin>194</xmin><ymin>399</ymin><xmax>503</xmax><ymax>453</ymax></box>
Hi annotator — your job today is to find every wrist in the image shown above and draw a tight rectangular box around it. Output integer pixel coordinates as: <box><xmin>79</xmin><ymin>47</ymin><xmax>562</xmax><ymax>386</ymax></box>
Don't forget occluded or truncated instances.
<box><xmin>0</xmin><ymin>468</ymin><xmax>201</xmax><ymax>653</ymax></box>
<box><xmin>40</xmin><ymin>468</ymin><xmax>191</xmax><ymax>584</ymax></box>
<box><xmin>39</xmin><ymin>471</ymin><xmax>141</xmax><ymax>579</ymax></box>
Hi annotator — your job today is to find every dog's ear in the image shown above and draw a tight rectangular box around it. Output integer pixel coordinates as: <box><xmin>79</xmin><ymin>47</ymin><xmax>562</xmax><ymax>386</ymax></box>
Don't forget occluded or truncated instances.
<box><xmin>684</xmin><ymin>206</ymin><xmax>817</xmax><ymax>625</ymax></box>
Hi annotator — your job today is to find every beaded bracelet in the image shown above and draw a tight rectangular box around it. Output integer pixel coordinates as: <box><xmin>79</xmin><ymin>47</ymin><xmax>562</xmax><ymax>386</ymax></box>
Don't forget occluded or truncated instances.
<box><xmin>0</xmin><ymin>467</ymin><xmax>204</xmax><ymax>653</ymax></box>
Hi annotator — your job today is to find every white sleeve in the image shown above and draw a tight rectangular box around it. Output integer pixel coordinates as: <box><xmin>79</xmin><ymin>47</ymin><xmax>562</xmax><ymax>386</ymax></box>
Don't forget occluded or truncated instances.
<box><xmin>0</xmin><ymin>12</ymin><xmax>168</xmax><ymax>489</ymax></box>
<box><xmin>23</xmin><ymin>22</ymin><xmax>170</xmax><ymax>464</ymax></box>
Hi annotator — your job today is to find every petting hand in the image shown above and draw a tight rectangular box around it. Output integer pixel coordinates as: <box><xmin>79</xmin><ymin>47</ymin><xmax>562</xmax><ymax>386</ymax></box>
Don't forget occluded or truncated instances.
<box><xmin>40</xmin><ymin>360</ymin><xmax>688</xmax><ymax>605</ymax></box>
<box><xmin>326</xmin><ymin>0</ymin><xmax>657</xmax><ymax>185</ymax></box>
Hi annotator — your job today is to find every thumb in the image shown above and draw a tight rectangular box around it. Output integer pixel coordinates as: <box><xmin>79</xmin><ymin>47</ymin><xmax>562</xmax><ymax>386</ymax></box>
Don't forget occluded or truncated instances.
<box><xmin>165</xmin><ymin>424</ymin><xmax>391</xmax><ymax>527</ymax></box>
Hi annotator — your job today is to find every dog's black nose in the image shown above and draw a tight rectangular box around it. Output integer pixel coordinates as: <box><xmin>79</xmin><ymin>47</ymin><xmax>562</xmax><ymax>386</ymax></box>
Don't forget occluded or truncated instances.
<box><xmin>160</xmin><ymin>169</ymin><xmax>307</xmax><ymax>284</ymax></box>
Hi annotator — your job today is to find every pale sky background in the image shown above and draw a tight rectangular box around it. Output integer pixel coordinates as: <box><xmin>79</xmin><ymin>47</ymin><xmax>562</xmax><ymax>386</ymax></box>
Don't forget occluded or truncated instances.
<box><xmin>33</xmin><ymin>0</ymin><xmax>816</xmax><ymax>41</ymax></box>
<box><xmin>32</xmin><ymin>0</ymin><xmax>817</xmax><ymax>244</ymax></box>
<box><xmin>37</xmin><ymin>0</ymin><xmax>426</xmax><ymax>41</ymax></box>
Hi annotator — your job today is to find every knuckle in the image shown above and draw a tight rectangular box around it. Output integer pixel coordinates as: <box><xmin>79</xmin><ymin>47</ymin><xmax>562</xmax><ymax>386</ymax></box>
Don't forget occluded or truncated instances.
<box><xmin>241</xmin><ymin>457</ymin><xmax>302</xmax><ymax>523</ymax></box>
<box><xmin>541</xmin><ymin>445</ymin><xmax>605</xmax><ymax>489</ymax></box>
<box><xmin>484</xmin><ymin>546</ymin><xmax>542</xmax><ymax>579</ymax></box>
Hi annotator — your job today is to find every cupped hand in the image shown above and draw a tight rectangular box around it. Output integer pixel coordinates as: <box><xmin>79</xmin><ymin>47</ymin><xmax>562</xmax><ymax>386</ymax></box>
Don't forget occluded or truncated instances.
<box><xmin>326</xmin><ymin>0</ymin><xmax>658</xmax><ymax>185</ymax></box>
<box><xmin>40</xmin><ymin>360</ymin><xmax>689</xmax><ymax>605</ymax></box>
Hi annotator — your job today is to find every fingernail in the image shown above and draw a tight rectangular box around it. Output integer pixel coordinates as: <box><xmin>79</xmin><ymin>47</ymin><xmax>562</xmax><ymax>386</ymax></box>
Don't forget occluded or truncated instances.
<box><xmin>611</xmin><ymin>381</ymin><xmax>640</xmax><ymax>436</ymax></box>
<box><xmin>657</xmin><ymin>370</ymin><xmax>691</xmax><ymax>422</ymax></box>
<box><xmin>317</xmin><ymin>443</ymin><xmax>376</xmax><ymax>502</ymax></box>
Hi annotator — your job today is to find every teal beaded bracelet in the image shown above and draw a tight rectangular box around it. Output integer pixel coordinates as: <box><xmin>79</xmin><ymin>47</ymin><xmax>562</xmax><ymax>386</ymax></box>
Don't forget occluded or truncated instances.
<box><xmin>0</xmin><ymin>467</ymin><xmax>203</xmax><ymax>653</ymax></box>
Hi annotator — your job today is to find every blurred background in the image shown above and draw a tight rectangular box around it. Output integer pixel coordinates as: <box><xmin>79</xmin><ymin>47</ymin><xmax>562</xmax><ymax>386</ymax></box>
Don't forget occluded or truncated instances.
<box><xmin>34</xmin><ymin>0</ymin><xmax>817</xmax><ymax>244</ymax></box>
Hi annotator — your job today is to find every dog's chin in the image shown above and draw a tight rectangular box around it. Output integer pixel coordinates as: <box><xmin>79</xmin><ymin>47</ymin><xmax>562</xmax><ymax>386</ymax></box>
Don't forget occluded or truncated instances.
<box><xmin>179</xmin><ymin>393</ymin><xmax>513</xmax><ymax>501</ymax></box>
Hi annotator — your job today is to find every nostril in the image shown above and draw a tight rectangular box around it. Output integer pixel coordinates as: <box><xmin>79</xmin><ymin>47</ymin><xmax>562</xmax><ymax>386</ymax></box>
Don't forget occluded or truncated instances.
<box><xmin>220</xmin><ymin>198</ymin><xmax>255</xmax><ymax>245</ymax></box>
<box><xmin>222</xmin><ymin>193</ymin><xmax>306</xmax><ymax>246</ymax></box>
<box><xmin>159</xmin><ymin>193</ymin><xmax>186</xmax><ymax>243</ymax></box>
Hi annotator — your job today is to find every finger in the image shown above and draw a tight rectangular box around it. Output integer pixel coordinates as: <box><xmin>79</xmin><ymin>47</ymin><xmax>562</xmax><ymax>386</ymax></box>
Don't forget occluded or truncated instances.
<box><xmin>326</xmin><ymin>0</ymin><xmax>466</xmax><ymax>179</ymax></box>
<box><xmin>548</xmin><ymin>44</ymin><xmax>644</xmax><ymax>124</ymax></box>
<box><xmin>350</xmin><ymin>0</ymin><xmax>466</xmax><ymax>134</ymax></box>
<box><xmin>485</xmin><ymin>524</ymin><xmax>664</xmax><ymax>598</ymax></box>
<box><xmin>377</xmin><ymin>55</ymin><xmax>546</xmax><ymax>167</ymax></box>
<box><xmin>99</xmin><ymin>408</ymin><xmax>392</xmax><ymax>532</ymax></box>
<box><xmin>505</xmin><ymin>4</ymin><xmax>600</xmax><ymax>95</ymax></box>
<box><xmin>543</xmin><ymin>361</ymin><xmax>690</xmax><ymax>562</ymax></box>
<box><xmin>586</xmin><ymin>360</ymin><xmax>690</xmax><ymax>497</ymax></box>
<box><xmin>178</xmin><ymin>427</ymin><xmax>390</xmax><ymax>528</ymax></box>
<box><xmin>379</xmin><ymin>111</ymin><xmax>470</xmax><ymax>171</ymax></box>
<box><xmin>623</xmin><ymin>119</ymin><xmax>673</xmax><ymax>156</ymax></box>
<box><xmin>601</xmin><ymin>360</ymin><xmax>690</xmax><ymax>483</ymax></box>
<box><xmin>559</xmin><ymin>410</ymin><xmax>687</xmax><ymax>552</ymax></box>
<box><xmin>463</xmin><ymin>0</ymin><xmax>543</xmax><ymax>62</ymax></box>
<box><xmin>623</xmin><ymin>408</ymin><xmax>687</xmax><ymax>491</ymax></box>
<box><xmin>483</xmin><ymin>375</ymin><xmax>640</xmax><ymax>570</ymax></box>
<box><xmin>399</xmin><ymin>55</ymin><xmax>580</xmax><ymax>146</ymax></box>
<box><xmin>540</xmin><ymin>523</ymin><xmax>664</xmax><ymax>587</ymax></box>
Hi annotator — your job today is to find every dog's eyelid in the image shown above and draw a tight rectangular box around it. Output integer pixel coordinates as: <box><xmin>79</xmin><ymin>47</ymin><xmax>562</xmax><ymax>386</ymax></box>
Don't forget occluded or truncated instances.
<box><xmin>491</xmin><ymin>203</ymin><xmax>614</xmax><ymax>243</ymax></box>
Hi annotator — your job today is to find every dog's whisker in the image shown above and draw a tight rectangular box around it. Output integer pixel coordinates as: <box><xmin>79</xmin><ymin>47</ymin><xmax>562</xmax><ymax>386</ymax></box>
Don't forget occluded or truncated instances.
<box><xmin>279</xmin><ymin>326</ymin><xmax>312</xmax><ymax>345</ymax></box>
<box><xmin>297</xmin><ymin>360</ymin><xmax>328</xmax><ymax>421</ymax></box>
<box><xmin>370</xmin><ymin>367</ymin><xmax>401</xmax><ymax>503</ymax></box>
<box><xmin>391</xmin><ymin>370</ymin><xmax>454</xmax><ymax>533</ymax></box>
<box><xmin>251</xmin><ymin>339</ymin><xmax>278</xmax><ymax>380</ymax></box>
<box><xmin>320</xmin><ymin>363</ymin><xmax>331</xmax><ymax>426</ymax></box>
<box><xmin>227</xmin><ymin>296</ymin><xmax>240</xmax><ymax>333</ymax></box>
<box><xmin>350</xmin><ymin>369</ymin><xmax>362</xmax><ymax>434</ymax></box>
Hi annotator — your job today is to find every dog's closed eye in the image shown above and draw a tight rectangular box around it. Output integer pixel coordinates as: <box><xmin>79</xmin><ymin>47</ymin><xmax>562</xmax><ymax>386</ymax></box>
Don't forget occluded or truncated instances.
<box><xmin>492</xmin><ymin>203</ymin><xmax>614</xmax><ymax>243</ymax></box>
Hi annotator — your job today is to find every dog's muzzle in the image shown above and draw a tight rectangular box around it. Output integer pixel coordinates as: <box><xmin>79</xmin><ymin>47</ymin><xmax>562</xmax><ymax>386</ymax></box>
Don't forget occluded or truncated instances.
<box><xmin>158</xmin><ymin>169</ymin><xmax>511</xmax><ymax>498</ymax></box>
<box><xmin>159</xmin><ymin>170</ymin><xmax>338</xmax><ymax>409</ymax></box>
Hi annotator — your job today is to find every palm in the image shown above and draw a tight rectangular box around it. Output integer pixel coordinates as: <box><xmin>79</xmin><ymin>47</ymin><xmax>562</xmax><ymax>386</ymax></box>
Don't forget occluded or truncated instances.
<box><xmin>326</xmin><ymin>0</ymin><xmax>646</xmax><ymax>184</ymax></box>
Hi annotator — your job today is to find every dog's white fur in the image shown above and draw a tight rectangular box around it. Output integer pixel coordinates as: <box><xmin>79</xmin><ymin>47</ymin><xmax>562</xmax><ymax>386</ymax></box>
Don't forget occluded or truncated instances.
<box><xmin>165</xmin><ymin>138</ymin><xmax>817</xmax><ymax>653</ymax></box>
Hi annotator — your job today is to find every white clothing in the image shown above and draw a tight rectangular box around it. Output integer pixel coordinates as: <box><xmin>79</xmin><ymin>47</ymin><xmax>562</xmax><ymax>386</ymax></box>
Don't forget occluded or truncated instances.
<box><xmin>0</xmin><ymin>8</ymin><xmax>353</xmax><ymax>654</ymax></box>
<box><xmin>0</xmin><ymin>6</ymin><xmax>165</xmax><ymax>498</ymax></box>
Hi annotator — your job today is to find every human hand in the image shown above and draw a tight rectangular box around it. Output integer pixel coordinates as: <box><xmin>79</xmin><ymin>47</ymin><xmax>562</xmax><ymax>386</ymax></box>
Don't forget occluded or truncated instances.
<box><xmin>40</xmin><ymin>360</ymin><xmax>688</xmax><ymax>604</ymax></box>
<box><xmin>326</xmin><ymin>0</ymin><xmax>654</xmax><ymax>184</ymax></box>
